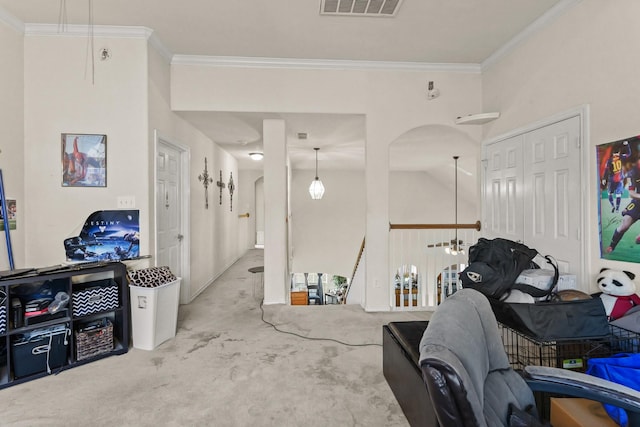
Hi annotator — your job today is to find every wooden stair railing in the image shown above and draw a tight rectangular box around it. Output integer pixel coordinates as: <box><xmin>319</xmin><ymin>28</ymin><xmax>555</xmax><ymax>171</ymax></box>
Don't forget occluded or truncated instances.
<box><xmin>389</xmin><ymin>220</ymin><xmax>481</xmax><ymax>231</ymax></box>
<box><xmin>342</xmin><ymin>237</ymin><xmax>365</xmax><ymax>304</ymax></box>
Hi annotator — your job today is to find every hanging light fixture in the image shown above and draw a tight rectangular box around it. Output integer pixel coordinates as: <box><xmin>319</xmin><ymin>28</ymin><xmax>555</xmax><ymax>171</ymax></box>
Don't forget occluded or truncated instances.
<box><xmin>445</xmin><ymin>156</ymin><xmax>465</xmax><ymax>256</ymax></box>
<box><xmin>309</xmin><ymin>147</ymin><xmax>325</xmax><ymax>200</ymax></box>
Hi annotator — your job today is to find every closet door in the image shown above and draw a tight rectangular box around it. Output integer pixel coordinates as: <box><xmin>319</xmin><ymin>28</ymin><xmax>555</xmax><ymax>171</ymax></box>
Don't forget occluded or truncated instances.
<box><xmin>523</xmin><ymin>116</ymin><xmax>582</xmax><ymax>277</ymax></box>
<box><xmin>483</xmin><ymin>135</ymin><xmax>524</xmax><ymax>242</ymax></box>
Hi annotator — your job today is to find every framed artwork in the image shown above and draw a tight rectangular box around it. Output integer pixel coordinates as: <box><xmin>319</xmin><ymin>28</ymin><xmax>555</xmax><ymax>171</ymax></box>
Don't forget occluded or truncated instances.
<box><xmin>62</xmin><ymin>133</ymin><xmax>107</xmax><ymax>187</ymax></box>
<box><xmin>597</xmin><ymin>134</ymin><xmax>640</xmax><ymax>262</ymax></box>
<box><xmin>0</xmin><ymin>199</ymin><xmax>16</xmax><ymax>231</ymax></box>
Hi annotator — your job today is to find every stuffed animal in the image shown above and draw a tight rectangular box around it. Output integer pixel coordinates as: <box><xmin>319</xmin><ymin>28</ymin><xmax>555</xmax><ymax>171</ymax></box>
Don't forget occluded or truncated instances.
<box><xmin>596</xmin><ymin>268</ymin><xmax>640</xmax><ymax>320</ymax></box>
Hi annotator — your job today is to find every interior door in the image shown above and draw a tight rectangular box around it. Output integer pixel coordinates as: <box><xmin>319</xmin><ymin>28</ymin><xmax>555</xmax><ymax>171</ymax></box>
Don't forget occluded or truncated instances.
<box><xmin>156</xmin><ymin>143</ymin><xmax>183</xmax><ymax>282</ymax></box>
<box><xmin>483</xmin><ymin>135</ymin><xmax>524</xmax><ymax>242</ymax></box>
<box><xmin>523</xmin><ymin>116</ymin><xmax>582</xmax><ymax>276</ymax></box>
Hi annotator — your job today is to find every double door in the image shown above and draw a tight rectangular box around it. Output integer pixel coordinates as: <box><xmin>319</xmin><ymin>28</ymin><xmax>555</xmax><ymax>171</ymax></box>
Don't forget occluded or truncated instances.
<box><xmin>483</xmin><ymin>116</ymin><xmax>583</xmax><ymax>282</ymax></box>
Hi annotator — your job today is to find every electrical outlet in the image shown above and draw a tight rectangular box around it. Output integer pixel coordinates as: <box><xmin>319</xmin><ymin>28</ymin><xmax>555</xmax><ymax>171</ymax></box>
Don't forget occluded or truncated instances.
<box><xmin>117</xmin><ymin>196</ymin><xmax>136</xmax><ymax>209</ymax></box>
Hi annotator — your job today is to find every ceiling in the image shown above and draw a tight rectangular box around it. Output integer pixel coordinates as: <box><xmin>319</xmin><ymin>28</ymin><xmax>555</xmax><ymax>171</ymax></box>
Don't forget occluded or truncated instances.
<box><xmin>177</xmin><ymin>112</ymin><xmax>366</xmax><ymax>171</ymax></box>
<box><xmin>0</xmin><ymin>0</ymin><xmax>563</xmax><ymax>63</ymax></box>
<box><xmin>0</xmin><ymin>0</ymin><xmax>567</xmax><ymax>171</ymax></box>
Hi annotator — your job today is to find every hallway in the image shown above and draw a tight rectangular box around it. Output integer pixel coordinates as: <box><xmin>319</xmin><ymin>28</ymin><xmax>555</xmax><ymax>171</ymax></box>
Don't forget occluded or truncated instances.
<box><xmin>1</xmin><ymin>250</ymin><xmax>426</xmax><ymax>426</ymax></box>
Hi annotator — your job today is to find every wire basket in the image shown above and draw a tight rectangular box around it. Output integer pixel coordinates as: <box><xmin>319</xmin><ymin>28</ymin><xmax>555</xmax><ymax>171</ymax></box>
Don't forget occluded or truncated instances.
<box><xmin>499</xmin><ymin>322</ymin><xmax>640</xmax><ymax>372</ymax></box>
<box><xmin>75</xmin><ymin>319</ymin><xmax>113</xmax><ymax>361</ymax></box>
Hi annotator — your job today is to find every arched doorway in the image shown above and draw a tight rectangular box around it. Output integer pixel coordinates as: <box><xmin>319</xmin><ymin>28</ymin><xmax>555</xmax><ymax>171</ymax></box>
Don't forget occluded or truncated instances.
<box><xmin>387</xmin><ymin>124</ymin><xmax>479</xmax><ymax>308</ymax></box>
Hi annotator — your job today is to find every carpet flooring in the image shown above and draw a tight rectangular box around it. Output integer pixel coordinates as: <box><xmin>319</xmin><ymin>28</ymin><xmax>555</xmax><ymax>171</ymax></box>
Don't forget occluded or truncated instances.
<box><xmin>0</xmin><ymin>250</ymin><xmax>428</xmax><ymax>426</ymax></box>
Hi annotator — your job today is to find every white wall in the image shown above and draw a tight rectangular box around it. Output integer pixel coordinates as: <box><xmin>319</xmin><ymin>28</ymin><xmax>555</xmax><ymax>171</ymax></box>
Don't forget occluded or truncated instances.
<box><xmin>389</xmin><ymin>171</ymin><xmax>477</xmax><ymax>224</ymax></box>
<box><xmin>148</xmin><ymin>45</ymin><xmax>242</xmax><ymax>302</ymax></box>
<box><xmin>23</xmin><ymin>35</ymin><xmax>149</xmax><ymax>266</ymax></box>
<box><xmin>482</xmin><ymin>0</ymin><xmax>640</xmax><ymax>290</ymax></box>
<box><xmin>0</xmin><ymin>22</ymin><xmax>25</xmax><ymax>269</ymax></box>
<box><xmin>290</xmin><ymin>170</ymin><xmax>365</xmax><ymax>278</ymax></box>
<box><xmin>172</xmin><ymin>63</ymin><xmax>483</xmax><ymax>311</ymax></box>
<box><xmin>5</xmin><ymin>28</ymin><xmax>243</xmax><ymax>301</ymax></box>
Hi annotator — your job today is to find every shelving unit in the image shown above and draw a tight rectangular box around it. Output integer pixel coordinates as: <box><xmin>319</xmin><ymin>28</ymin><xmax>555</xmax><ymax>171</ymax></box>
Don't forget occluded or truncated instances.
<box><xmin>0</xmin><ymin>262</ymin><xmax>129</xmax><ymax>389</ymax></box>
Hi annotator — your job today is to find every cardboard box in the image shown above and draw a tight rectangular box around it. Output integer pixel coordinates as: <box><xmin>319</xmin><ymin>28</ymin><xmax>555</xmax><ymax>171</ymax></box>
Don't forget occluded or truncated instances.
<box><xmin>550</xmin><ymin>398</ymin><xmax>617</xmax><ymax>427</ymax></box>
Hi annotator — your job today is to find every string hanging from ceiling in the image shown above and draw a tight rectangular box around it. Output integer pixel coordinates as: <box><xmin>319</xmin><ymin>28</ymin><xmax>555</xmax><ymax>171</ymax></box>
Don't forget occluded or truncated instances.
<box><xmin>83</xmin><ymin>0</ymin><xmax>95</xmax><ymax>84</ymax></box>
<box><xmin>57</xmin><ymin>0</ymin><xmax>68</xmax><ymax>33</ymax></box>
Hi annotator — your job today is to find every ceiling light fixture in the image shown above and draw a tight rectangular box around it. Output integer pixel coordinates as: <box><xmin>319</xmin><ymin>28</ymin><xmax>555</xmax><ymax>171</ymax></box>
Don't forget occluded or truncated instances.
<box><xmin>445</xmin><ymin>155</ymin><xmax>464</xmax><ymax>256</ymax></box>
<box><xmin>249</xmin><ymin>152</ymin><xmax>264</xmax><ymax>161</ymax></box>
<box><xmin>309</xmin><ymin>147</ymin><xmax>325</xmax><ymax>200</ymax></box>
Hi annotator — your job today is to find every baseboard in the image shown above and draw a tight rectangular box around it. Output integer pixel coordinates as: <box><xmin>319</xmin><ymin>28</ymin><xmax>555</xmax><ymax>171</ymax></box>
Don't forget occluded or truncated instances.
<box><xmin>185</xmin><ymin>254</ymin><xmax>244</xmax><ymax>303</ymax></box>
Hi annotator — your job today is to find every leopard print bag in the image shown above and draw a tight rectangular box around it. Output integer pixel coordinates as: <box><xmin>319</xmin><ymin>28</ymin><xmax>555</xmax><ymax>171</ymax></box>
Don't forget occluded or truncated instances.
<box><xmin>127</xmin><ymin>266</ymin><xmax>177</xmax><ymax>288</ymax></box>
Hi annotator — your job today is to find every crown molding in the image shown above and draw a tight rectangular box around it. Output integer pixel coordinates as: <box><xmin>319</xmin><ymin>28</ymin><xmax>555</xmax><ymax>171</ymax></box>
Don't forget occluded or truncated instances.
<box><xmin>482</xmin><ymin>0</ymin><xmax>582</xmax><ymax>71</ymax></box>
<box><xmin>24</xmin><ymin>23</ymin><xmax>154</xmax><ymax>39</ymax></box>
<box><xmin>171</xmin><ymin>55</ymin><xmax>481</xmax><ymax>73</ymax></box>
<box><xmin>23</xmin><ymin>23</ymin><xmax>174</xmax><ymax>62</ymax></box>
<box><xmin>0</xmin><ymin>6</ymin><xmax>25</xmax><ymax>34</ymax></box>
<box><xmin>148</xmin><ymin>31</ymin><xmax>173</xmax><ymax>63</ymax></box>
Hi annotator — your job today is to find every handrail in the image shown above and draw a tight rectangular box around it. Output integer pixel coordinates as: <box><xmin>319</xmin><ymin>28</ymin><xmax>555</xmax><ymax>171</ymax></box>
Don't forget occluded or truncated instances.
<box><xmin>389</xmin><ymin>220</ymin><xmax>481</xmax><ymax>231</ymax></box>
<box><xmin>342</xmin><ymin>237</ymin><xmax>365</xmax><ymax>304</ymax></box>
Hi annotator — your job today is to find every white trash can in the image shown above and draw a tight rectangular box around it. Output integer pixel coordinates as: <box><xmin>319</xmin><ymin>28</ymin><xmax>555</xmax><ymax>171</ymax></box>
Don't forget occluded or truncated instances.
<box><xmin>129</xmin><ymin>278</ymin><xmax>181</xmax><ymax>350</ymax></box>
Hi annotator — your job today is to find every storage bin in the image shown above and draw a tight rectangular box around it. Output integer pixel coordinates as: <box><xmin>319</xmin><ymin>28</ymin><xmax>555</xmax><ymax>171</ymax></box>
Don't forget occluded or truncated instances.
<box><xmin>0</xmin><ymin>303</ymin><xmax>6</xmax><ymax>334</ymax></box>
<box><xmin>75</xmin><ymin>318</ymin><xmax>113</xmax><ymax>361</ymax></box>
<box><xmin>72</xmin><ymin>279</ymin><xmax>119</xmax><ymax>317</ymax></box>
<box><xmin>129</xmin><ymin>279</ymin><xmax>180</xmax><ymax>350</ymax></box>
<box><xmin>11</xmin><ymin>324</ymin><xmax>69</xmax><ymax>378</ymax></box>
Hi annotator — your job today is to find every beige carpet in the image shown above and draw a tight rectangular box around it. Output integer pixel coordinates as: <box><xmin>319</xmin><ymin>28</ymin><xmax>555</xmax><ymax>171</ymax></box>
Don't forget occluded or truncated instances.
<box><xmin>0</xmin><ymin>250</ymin><xmax>428</xmax><ymax>426</ymax></box>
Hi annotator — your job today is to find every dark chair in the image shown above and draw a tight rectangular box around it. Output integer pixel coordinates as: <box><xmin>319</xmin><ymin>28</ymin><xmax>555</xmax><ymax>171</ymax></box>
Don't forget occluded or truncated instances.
<box><xmin>419</xmin><ymin>288</ymin><xmax>640</xmax><ymax>426</ymax></box>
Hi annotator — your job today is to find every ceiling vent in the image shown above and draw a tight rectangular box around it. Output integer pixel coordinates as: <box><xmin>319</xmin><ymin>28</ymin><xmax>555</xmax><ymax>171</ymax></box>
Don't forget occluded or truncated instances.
<box><xmin>297</xmin><ymin>132</ymin><xmax>308</xmax><ymax>140</ymax></box>
<box><xmin>320</xmin><ymin>0</ymin><xmax>403</xmax><ymax>17</ymax></box>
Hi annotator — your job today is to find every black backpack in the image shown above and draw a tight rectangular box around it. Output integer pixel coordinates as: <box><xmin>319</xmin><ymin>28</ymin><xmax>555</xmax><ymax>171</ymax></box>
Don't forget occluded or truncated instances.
<box><xmin>460</xmin><ymin>238</ymin><xmax>546</xmax><ymax>299</ymax></box>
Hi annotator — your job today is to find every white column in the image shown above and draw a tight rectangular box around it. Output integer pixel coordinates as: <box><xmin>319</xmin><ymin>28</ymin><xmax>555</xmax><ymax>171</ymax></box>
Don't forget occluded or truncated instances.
<box><xmin>263</xmin><ymin>119</ymin><xmax>288</xmax><ymax>304</ymax></box>
<box><xmin>365</xmin><ymin>123</ymin><xmax>391</xmax><ymax>311</ymax></box>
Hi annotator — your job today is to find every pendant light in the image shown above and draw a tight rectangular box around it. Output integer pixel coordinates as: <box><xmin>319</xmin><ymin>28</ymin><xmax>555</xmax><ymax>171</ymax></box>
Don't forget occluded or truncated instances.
<box><xmin>445</xmin><ymin>156</ymin><xmax>464</xmax><ymax>256</ymax></box>
<box><xmin>309</xmin><ymin>147</ymin><xmax>325</xmax><ymax>200</ymax></box>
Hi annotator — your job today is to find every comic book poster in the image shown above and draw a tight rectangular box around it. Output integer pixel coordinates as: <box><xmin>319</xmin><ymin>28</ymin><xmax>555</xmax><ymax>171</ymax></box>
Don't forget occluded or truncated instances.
<box><xmin>598</xmin><ymin>135</ymin><xmax>640</xmax><ymax>262</ymax></box>
<box><xmin>64</xmin><ymin>210</ymin><xmax>139</xmax><ymax>262</ymax></box>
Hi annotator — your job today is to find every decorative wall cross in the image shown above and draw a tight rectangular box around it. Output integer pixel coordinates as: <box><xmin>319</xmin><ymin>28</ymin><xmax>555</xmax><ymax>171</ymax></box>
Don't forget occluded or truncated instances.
<box><xmin>228</xmin><ymin>172</ymin><xmax>235</xmax><ymax>212</ymax></box>
<box><xmin>197</xmin><ymin>157</ymin><xmax>214</xmax><ymax>209</ymax></box>
<box><xmin>216</xmin><ymin>170</ymin><xmax>226</xmax><ymax>206</ymax></box>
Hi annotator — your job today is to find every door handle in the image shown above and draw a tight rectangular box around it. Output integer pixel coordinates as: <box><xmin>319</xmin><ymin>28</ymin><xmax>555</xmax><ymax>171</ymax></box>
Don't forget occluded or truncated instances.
<box><xmin>177</xmin><ymin>234</ymin><xmax>184</xmax><ymax>242</ymax></box>
<box><xmin>165</xmin><ymin>192</ymin><xmax>170</xmax><ymax>209</ymax></box>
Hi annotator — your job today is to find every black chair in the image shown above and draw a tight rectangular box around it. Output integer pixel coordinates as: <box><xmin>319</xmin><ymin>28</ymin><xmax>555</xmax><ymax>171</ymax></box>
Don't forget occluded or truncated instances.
<box><xmin>419</xmin><ymin>289</ymin><xmax>640</xmax><ymax>426</ymax></box>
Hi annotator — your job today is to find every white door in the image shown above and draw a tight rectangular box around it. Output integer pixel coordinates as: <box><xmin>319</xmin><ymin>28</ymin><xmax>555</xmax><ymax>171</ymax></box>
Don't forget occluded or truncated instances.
<box><xmin>523</xmin><ymin>116</ymin><xmax>582</xmax><ymax>275</ymax></box>
<box><xmin>156</xmin><ymin>143</ymin><xmax>183</xmax><ymax>281</ymax></box>
<box><xmin>484</xmin><ymin>135</ymin><xmax>524</xmax><ymax>242</ymax></box>
<box><xmin>483</xmin><ymin>116</ymin><xmax>583</xmax><ymax>282</ymax></box>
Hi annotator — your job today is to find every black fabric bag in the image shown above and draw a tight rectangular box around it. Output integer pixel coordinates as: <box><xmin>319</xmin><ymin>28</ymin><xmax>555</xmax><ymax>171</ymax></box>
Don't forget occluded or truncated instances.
<box><xmin>489</xmin><ymin>297</ymin><xmax>610</xmax><ymax>340</ymax></box>
<box><xmin>460</xmin><ymin>238</ymin><xmax>539</xmax><ymax>299</ymax></box>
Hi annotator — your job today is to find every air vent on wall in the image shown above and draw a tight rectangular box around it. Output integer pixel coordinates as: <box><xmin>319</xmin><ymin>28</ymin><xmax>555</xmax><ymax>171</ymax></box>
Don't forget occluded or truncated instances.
<box><xmin>320</xmin><ymin>0</ymin><xmax>403</xmax><ymax>17</ymax></box>
<box><xmin>297</xmin><ymin>132</ymin><xmax>308</xmax><ymax>140</ymax></box>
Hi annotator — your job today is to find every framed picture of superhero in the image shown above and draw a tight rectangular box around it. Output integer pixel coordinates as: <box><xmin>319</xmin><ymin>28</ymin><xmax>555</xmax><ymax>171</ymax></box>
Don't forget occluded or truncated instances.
<box><xmin>598</xmin><ymin>134</ymin><xmax>640</xmax><ymax>262</ymax></box>
<box><xmin>61</xmin><ymin>133</ymin><xmax>107</xmax><ymax>187</ymax></box>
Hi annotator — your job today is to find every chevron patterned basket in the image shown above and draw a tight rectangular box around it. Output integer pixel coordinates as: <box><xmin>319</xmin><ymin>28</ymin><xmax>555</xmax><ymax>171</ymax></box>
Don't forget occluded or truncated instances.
<box><xmin>0</xmin><ymin>289</ymin><xmax>6</xmax><ymax>334</ymax></box>
<box><xmin>72</xmin><ymin>279</ymin><xmax>119</xmax><ymax>318</ymax></box>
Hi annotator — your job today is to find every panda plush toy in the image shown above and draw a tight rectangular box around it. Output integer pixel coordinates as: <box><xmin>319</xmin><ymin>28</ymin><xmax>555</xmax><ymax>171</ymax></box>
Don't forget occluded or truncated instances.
<box><xmin>596</xmin><ymin>268</ymin><xmax>640</xmax><ymax>320</ymax></box>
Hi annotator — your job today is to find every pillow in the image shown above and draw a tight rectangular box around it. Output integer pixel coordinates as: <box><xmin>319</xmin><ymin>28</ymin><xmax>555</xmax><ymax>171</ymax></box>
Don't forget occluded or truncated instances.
<box><xmin>127</xmin><ymin>266</ymin><xmax>177</xmax><ymax>288</ymax></box>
